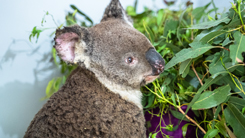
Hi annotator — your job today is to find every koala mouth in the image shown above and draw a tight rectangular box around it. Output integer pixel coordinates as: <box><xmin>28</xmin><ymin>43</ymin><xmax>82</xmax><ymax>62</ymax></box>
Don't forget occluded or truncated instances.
<box><xmin>144</xmin><ymin>74</ymin><xmax>160</xmax><ymax>84</ymax></box>
<box><xmin>141</xmin><ymin>70</ymin><xmax>160</xmax><ymax>85</ymax></box>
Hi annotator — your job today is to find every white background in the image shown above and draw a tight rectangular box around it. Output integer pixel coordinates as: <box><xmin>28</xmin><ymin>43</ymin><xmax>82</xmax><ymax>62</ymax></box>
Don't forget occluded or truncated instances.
<box><xmin>0</xmin><ymin>0</ymin><xmax>230</xmax><ymax>137</ymax></box>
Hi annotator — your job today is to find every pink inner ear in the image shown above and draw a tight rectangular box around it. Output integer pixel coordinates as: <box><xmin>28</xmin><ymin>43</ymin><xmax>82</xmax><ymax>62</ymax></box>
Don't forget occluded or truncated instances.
<box><xmin>55</xmin><ymin>32</ymin><xmax>79</xmax><ymax>63</ymax></box>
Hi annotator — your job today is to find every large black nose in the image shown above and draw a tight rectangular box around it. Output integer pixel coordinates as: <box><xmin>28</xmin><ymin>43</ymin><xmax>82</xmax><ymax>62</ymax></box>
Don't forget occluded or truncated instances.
<box><xmin>145</xmin><ymin>48</ymin><xmax>165</xmax><ymax>76</ymax></box>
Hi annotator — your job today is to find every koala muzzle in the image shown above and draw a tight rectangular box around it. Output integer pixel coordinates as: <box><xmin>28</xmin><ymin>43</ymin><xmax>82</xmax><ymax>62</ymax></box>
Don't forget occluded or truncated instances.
<box><xmin>145</xmin><ymin>48</ymin><xmax>165</xmax><ymax>76</ymax></box>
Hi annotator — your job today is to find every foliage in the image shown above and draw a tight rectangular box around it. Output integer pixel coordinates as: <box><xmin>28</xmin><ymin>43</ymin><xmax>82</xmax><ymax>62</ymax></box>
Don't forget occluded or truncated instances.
<box><xmin>30</xmin><ymin>0</ymin><xmax>245</xmax><ymax>137</ymax></box>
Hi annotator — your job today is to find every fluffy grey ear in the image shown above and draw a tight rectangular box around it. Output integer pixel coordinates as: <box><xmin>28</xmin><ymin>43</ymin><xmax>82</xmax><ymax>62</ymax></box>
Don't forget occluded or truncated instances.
<box><xmin>54</xmin><ymin>25</ymin><xmax>92</xmax><ymax>67</ymax></box>
<box><xmin>101</xmin><ymin>0</ymin><xmax>133</xmax><ymax>27</ymax></box>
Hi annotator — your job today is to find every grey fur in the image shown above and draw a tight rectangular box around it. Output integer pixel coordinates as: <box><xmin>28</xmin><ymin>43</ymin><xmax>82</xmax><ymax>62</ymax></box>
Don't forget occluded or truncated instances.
<box><xmin>24</xmin><ymin>67</ymin><xmax>146</xmax><ymax>138</ymax></box>
<box><xmin>101</xmin><ymin>0</ymin><xmax>133</xmax><ymax>25</ymax></box>
<box><xmin>25</xmin><ymin>0</ymin><xmax>164</xmax><ymax>137</ymax></box>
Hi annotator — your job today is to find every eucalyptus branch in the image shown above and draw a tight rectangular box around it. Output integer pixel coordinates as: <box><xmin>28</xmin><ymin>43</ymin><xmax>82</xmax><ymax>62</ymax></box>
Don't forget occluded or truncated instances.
<box><xmin>178</xmin><ymin>107</ymin><xmax>206</xmax><ymax>134</ymax></box>
<box><xmin>191</xmin><ymin>63</ymin><xmax>203</xmax><ymax>86</ymax></box>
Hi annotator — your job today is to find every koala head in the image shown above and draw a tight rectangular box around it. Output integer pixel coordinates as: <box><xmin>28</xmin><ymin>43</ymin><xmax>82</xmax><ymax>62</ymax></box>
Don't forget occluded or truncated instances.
<box><xmin>54</xmin><ymin>0</ymin><xmax>165</xmax><ymax>108</ymax></box>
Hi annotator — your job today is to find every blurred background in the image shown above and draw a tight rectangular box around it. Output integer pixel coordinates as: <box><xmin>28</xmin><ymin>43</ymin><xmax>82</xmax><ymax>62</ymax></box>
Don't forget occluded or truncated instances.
<box><xmin>0</xmin><ymin>0</ymin><xmax>230</xmax><ymax>137</ymax></box>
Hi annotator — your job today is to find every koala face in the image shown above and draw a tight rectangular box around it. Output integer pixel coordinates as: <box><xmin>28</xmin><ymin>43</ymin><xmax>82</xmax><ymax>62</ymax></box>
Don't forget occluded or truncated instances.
<box><xmin>54</xmin><ymin>0</ymin><xmax>165</xmax><ymax>108</ymax></box>
<box><xmin>89</xmin><ymin>19</ymin><xmax>164</xmax><ymax>89</ymax></box>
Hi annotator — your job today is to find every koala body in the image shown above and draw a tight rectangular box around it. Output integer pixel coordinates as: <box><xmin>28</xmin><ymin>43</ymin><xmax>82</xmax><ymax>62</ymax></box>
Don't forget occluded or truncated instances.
<box><xmin>25</xmin><ymin>0</ymin><xmax>165</xmax><ymax>137</ymax></box>
<box><xmin>24</xmin><ymin>67</ymin><xmax>146</xmax><ymax>138</ymax></box>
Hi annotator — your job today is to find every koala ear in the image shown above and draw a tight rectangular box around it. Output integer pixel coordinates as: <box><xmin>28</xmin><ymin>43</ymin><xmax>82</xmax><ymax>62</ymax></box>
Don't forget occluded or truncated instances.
<box><xmin>101</xmin><ymin>0</ymin><xmax>133</xmax><ymax>27</ymax></box>
<box><xmin>54</xmin><ymin>25</ymin><xmax>92</xmax><ymax>67</ymax></box>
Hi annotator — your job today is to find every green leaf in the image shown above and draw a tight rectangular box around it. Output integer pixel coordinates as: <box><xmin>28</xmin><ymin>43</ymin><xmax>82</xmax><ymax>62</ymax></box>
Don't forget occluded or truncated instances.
<box><xmin>143</xmin><ymin>21</ymin><xmax>155</xmax><ymax>43</ymax></box>
<box><xmin>192</xmin><ymin>85</ymin><xmax>231</xmax><ymax>110</ymax></box>
<box><xmin>193</xmin><ymin>25</ymin><xmax>223</xmax><ymax>44</ymax></box>
<box><xmin>192</xmin><ymin>7</ymin><xmax>205</xmax><ymax>21</ymax></box>
<box><xmin>230</xmin><ymin>31</ymin><xmax>245</xmax><ymax>65</ymax></box>
<box><xmin>222</xmin><ymin>37</ymin><xmax>233</xmax><ymax>46</ymax></box>
<box><xmin>163</xmin><ymin>77</ymin><xmax>171</xmax><ymax>86</ymax></box>
<box><xmin>186</xmin><ymin>75</ymin><xmax>223</xmax><ymax>114</ymax></box>
<box><xmin>211</xmin><ymin>63</ymin><xmax>243</xmax><ymax>78</ymax></box>
<box><xmin>204</xmin><ymin>129</ymin><xmax>219</xmax><ymax>138</ymax></box>
<box><xmin>169</xmin><ymin>109</ymin><xmax>189</xmax><ymax>122</ymax></box>
<box><xmin>215</xmin><ymin>119</ymin><xmax>229</xmax><ymax>137</ymax></box>
<box><xmin>155</xmin><ymin>40</ymin><xmax>181</xmax><ymax>53</ymax></box>
<box><xmin>182</xmin><ymin>123</ymin><xmax>192</xmax><ymax>137</ymax></box>
<box><xmin>126</xmin><ymin>6</ymin><xmax>136</xmax><ymax>16</ymax></box>
<box><xmin>151</xmin><ymin>133</ymin><xmax>157</xmax><ymax>138</ymax></box>
<box><xmin>188</xmin><ymin>16</ymin><xmax>230</xmax><ymax>29</ymax></box>
<box><xmin>165</xmin><ymin>42</ymin><xmax>215</xmax><ymax>69</ymax></box>
<box><xmin>46</xmin><ymin>79</ymin><xmax>54</xmax><ymax>97</ymax></box>
<box><xmin>52</xmin><ymin>48</ymin><xmax>59</xmax><ymax>66</ymax></box>
<box><xmin>221</xmin><ymin>17</ymin><xmax>245</xmax><ymax>30</ymax></box>
<box><xmin>72</xmin><ymin>9</ymin><xmax>78</xmax><ymax>17</ymax></box>
<box><xmin>133</xmin><ymin>0</ymin><xmax>138</xmax><ymax>12</ymax></box>
<box><xmin>70</xmin><ymin>5</ymin><xmax>93</xmax><ymax>25</ymax></box>
<box><xmin>199</xmin><ymin>31</ymin><xmax>227</xmax><ymax>44</ymax></box>
<box><xmin>144</xmin><ymin>93</ymin><xmax>155</xmax><ymax>108</ymax></box>
<box><xmin>179</xmin><ymin>59</ymin><xmax>192</xmax><ymax>78</ymax></box>
<box><xmin>157</xmin><ymin>9</ymin><xmax>164</xmax><ymax>27</ymax></box>
<box><xmin>171</xmin><ymin>94</ymin><xmax>176</xmax><ymax>107</ymax></box>
<box><xmin>212</xmin><ymin>105</ymin><xmax>221</xmax><ymax>129</ymax></box>
<box><xmin>163</xmin><ymin>19</ymin><xmax>178</xmax><ymax>37</ymax></box>
<box><xmin>29</xmin><ymin>26</ymin><xmax>44</xmax><ymax>43</ymax></box>
<box><xmin>210</xmin><ymin>62</ymin><xmax>233</xmax><ymax>76</ymax></box>
<box><xmin>229</xmin><ymin>96</ymin><xmax>245</xmax><ymax>110</ymax></box>
<box><xmin>224</xmin><ymin>102</ymin><xmax>245</xmax><ymax>138</ymax></box>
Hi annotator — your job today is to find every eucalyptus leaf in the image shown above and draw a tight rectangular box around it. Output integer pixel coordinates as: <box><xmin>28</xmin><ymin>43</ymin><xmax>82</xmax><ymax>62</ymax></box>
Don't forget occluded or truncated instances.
<box><xmin>46</xmin><ymin>79</ymin><xmax>54</xmax><ymax>97</ymax></box>
<box><xmin>70</xmin><ymin>5</ymin><xmax>93</xmax><ymax>25</ymax></box>
<box><xmin>182</xmin><ymin>123</ymin><xmax>192</xmax><ymax>137</ymax></box>
<box><xmin>165</xmin><ymin>42</ymin><xmax>215</xmax><ymax>69</ymax></box>
<box><xmin>199</xmin><ymin>31</ymin><xmax>227</xmax><ymax>44</ymax></box>
<box><xmin>230</xmin><ymin>31</ymin><xmax>245</xmax><ymax>65</ymax></box>
<box><xmin>186</xmin><ymin>75</ymin><xmax>223</xmax><ymax>114</ymax></box>
<box><xmin>179</xmin><ymin>59</ymin><xmax>192</xmax><ymax>78</ymax></box>
<box><xmin>204</xmin><ymin>129</ymin><xmax>219</xmax><ymax>138</ymax></box>
<box><xmin>222</xmin><ymin>37</ymin><xmax>233</xmax><ymax>46</ymax></box>
<box><xmin>229</xmin><ymin>96</ymin><xmax>245</xmax><ymax>110</ymax></box>
<box><xmin>163</xmin><ymin>19</ymin><xmax>178</xmax><ymax>37</ymax></box>
<box><xmin>157</xmin><ymin>9</ymin><xmax>164</xmax><ymax>27</ymax></box>
<box><xmin>193</xmin><ymin>25</ymin><xmax>223</xmax><ymax>44</ymax></box>
<box><xmin>211</xmin><ymin>64</ymin><xmax>242</xmax><ymax>78</ymax></box>
<box><xmin>210</xmin><ymin>62</ymin><xmax>233</xmax><ymax>77</ymax></box>
<box><xmin>215</xmin><ymin>119</ymin><xmax>229</xmax><ymax>137</ymax></box>
<box><xmin>144</xmin><ymin>93</ymin><xmax>155</xmax><ymax>108</ymax></box>
<box><xmin>192</xmin><ymin>85</ymin><xmax>231</xmax><ymax>110</ymax></box>
<box><xmin>169</xmin><ymin>109</ymin><xmax>189</xmax><ymax>122</ymax></box>
<box><xmin>192</xmin><ymin>7</ymin><xmax>206</xmax><ymax>21</ymax></box>
<box><xmin>143</xmin><ymin>21</ymin><xmax>155</xmax><ymax>43</ymax></box>
<box><xmin>212</xmin><ymin>105</ymin><xmax>221</xmax><ymax>129</ymax></box>
<box><xmin>224</xmin><ymin>102</ymin><xmax>245</xmax><ymax>138</ymax></box>
<box><xmin>188</xmin><ymin>16</ymin><xmax>230</xmax><ymax>29</ymax></box>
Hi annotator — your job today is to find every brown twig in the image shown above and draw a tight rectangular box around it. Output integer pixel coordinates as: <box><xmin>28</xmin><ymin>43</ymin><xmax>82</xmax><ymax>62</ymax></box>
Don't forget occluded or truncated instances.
<box><xmin>217</xmin><ymin>46</ymin><xmax>230</xmax><ymax>52</ymax></box>
<box><xmin>191</xmin><ymin>63</ymin><xmax>203</xmax><ymax>86</ymax></box>
<box><xmin>178</xmin><ymin>107</ymin><xmax>206</xmax><ymax>134</ymax></box>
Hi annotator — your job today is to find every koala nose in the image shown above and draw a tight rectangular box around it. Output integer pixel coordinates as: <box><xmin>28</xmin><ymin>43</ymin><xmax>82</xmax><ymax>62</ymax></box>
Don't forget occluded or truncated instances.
<box><xmin>145</xmin><ymin>48</ymin><xmax>165</xmax><ymax>76</ymax></box>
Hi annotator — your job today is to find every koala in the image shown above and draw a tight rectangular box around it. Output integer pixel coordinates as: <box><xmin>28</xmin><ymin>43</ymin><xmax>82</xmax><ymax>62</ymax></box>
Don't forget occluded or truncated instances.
<box><xmin>24</xmin><ymin>0</ymin><xmax>165</xmax><ymax>138</ymax></box>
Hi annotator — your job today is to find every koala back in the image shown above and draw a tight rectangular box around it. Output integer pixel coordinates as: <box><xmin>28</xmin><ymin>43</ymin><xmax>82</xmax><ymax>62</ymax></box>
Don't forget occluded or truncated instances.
<box><xmin>24</xmin><ymin>67</ymin><xmax>146</xmax><ymax>138</ymax></box>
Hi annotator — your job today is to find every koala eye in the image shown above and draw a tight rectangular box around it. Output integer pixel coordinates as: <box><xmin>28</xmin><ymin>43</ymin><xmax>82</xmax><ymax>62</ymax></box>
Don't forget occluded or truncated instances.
<box><xmin>125</xmin><ymin>57</ymin><xmax>135</xmax><ymax>64</ymax></box>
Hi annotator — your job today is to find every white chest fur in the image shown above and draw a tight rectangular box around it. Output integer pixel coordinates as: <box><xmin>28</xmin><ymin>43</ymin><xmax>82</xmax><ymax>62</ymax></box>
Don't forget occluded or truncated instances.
<box><xmin>96</xmin><ymin>75</ymin><xmax>143</xmax><ymax>109</ymax></box>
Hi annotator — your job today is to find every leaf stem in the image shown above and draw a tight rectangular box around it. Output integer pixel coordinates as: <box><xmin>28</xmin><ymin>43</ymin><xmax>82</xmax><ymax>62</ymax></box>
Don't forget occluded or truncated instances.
<box><xmin>238</xmin><ymin>1</ymin><xmax>245</xmax><ymax>31</ymax></box>
<box><xmin>178</xmin><ymin>106</ymin><xmax>206</xmax><ymax>134</ymax></box>
<box><xmin>191</xmin><ymin>63</ymin><xmax>203</xmax><ymax>86</ymax></box>
<box><xmin>216</xmin><ymin>46</ymin><xmax>230</xmax><ymax>52</ymax></box>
